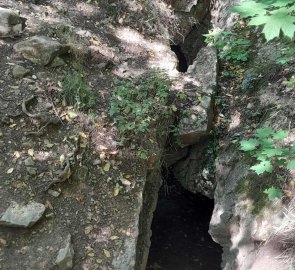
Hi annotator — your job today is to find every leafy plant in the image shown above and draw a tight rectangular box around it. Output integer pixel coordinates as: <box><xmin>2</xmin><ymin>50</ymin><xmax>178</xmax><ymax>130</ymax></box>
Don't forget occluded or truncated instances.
<box><xmin>230</xmin><ymin>0</ymin><xmax>295</xmax><ymax>41</ymax></box>
<box><xmin>109</xmin><ymin>69</ymin><xmax>173</xmax><ymax>136</ymax></box>
<box><xmin>204</xmin><ymin>31</ymin><xmax>250</xmax><ymax>64</ymax></box>
<box><xmin>276</xmin><ymin>45</ymin><xmax>295</xmax><ymax>65</ymax></box>
<box><xmin>240</xmin><ymin>127</ymin><xmax>295</xmax><ymax>175</ymax></box>
<box><xmin>264</xmin><ymin>186</ymin><xmax>283</xmax><ymax>200</ymax></box>
<box><xmin>60</xmin><ymin>66</ymin><xmax>95</xmax><ymax>110</ymax></box>
<box><xmin>283</xmin><ymin>74</ymin><xmax>295</xmax><ymax>88</ymax></box>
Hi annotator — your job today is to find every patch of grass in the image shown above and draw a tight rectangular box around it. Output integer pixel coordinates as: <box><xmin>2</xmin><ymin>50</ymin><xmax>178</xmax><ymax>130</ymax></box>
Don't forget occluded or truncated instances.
<box><xmin>60</xmin><ymin>64</ymin><xmax>95</xmax><ymax>110</ymax></box>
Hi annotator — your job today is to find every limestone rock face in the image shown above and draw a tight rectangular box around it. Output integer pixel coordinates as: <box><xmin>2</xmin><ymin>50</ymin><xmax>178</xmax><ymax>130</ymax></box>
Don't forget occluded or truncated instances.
<box><xmin>172</xmin><ymin>0</ymin><xmax>198</xmax><ymax>12</ymax></box>
<box><xmin>177</xmin><ymin>46</ymin><xmax>218</xmax><ymax>146</ymax></box>
<box><xmin>172</xmin><ymin>142</ymin><xmax>215</xmax><ymax>198</ymax></box>
<box><xmin>0</xmin><ymin>7</ymin><xmax>24</xmax><ymax>37</ymax></box>
<box><xmin>14</xmin><ymin>36</ymin><xmax>69</xmax><ymax>66</ymax></box>
<box><xmin>0</xmin><ymin>201</ymin><xmax>45</xmax><ymax>228</ymax></box>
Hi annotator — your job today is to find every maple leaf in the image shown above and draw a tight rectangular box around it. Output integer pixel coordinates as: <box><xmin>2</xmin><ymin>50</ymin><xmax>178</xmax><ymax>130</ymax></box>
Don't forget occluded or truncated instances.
<box><xmin>264</xmin><ymin>186</ymin><xmax>283</xmax><ymax>201</ymax></box>
<box><xmin>263</xmin><ymin>0</ymin><xmax>295</xmax><ymax>7</ymax></box>
<box><xmin>229</xmin><ymin>0</ymin><xmax>269</xmax><ymax>18</ymax></box>
<box><xmin>248</xmin><ymin>7</ymin><xmax>295</xmax><ymax>40</ymax></box>
<box><xmin>250</xmin><ymin>160</ymin><xmax>273</xmax><ymax>174</ymax></box>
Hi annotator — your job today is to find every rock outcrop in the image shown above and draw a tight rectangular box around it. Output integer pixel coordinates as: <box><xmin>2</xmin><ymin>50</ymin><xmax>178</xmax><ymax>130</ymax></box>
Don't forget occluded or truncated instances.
<box><xmin>14</xmin><ymin>36</ymin><xmax>69</xmax><ymax>66</ymax></box>
<box><xmin>177</xmin><ymin>46</ymin><xmax>218</xmax><ymax>146</ymax></box>
<box><xmin>0</xmin><ymin>7</ymin><xmax>25</xmax><ymax>37</ymax></box>
<box><xmin>168</xmin><ymin>46</ymin><xmax>217</xmax><ymax>196</ymax></box>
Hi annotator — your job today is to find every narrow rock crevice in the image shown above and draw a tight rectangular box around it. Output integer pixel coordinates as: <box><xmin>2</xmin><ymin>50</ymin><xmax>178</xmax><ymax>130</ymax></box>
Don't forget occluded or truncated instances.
<box><xmin>170</xmin><ymin>45</ymin><xmax>188</xmax><ymax>73</ymax></box>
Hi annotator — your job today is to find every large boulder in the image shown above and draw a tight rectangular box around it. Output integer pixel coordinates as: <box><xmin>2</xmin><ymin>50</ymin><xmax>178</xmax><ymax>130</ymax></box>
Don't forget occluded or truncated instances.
<box><xmin>0</xmin><ymin>7</ymin><xmax>25</xmax><ymax>37</ymax></box>
<box><xmin>14</xmin><ymin>36</ymin><xmax>70</xmax><ymax>66</ymax></box>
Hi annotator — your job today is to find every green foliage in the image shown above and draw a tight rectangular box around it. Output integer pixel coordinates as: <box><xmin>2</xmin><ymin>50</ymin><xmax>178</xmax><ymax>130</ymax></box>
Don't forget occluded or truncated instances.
<box><xmin>277</xmin><ymin>46</ymin><xmax>295</xmax><ymax>64</ymax></box>
<box><xmin>60</xmin><ymin>66</ymin><xmax>95</xmax><ymax>110</ymax></box>
<box><xmin>109</xmin><ymin>69</ymin><xmax>173</xmax><ymax>136</ymax></box>
<box><xmin>241</xmin><ymin>69</ymin><xmax>258</xmax><ymax>91</ymax></box>
<box><xmin>204</xmin><ymin>31</ymin><xmax>250</xmax><ymax>64</ymax></box>
<box><xmin>137</xmin><ymin>148</ymin><xmax>148</xmax><ymax>160</ymax></box>
<box><xmin>283</xmin><ymin>74</ymin><xmax>295</xmax><ymax>88</ymax></box>
<box><xmin>263</xmin><ymin>186</ymin><xmax>283</xmax><ymax>200</ymax></box>
<box><xmin>230</xmin><ymin>0</ymin><xmax>295</xmax><ymax>41</ymax></box>
<box><xmin>240</xmin><ymin>127</ymin><xmax>295</xmax><ymax>175</ymax></box>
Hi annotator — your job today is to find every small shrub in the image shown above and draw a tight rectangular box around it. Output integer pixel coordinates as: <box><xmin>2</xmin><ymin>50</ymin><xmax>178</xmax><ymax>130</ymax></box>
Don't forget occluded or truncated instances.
<box><xmin>276</xmin><ymin>44</ymin><xmax>295</xmax><ymax>65</ymax></box>
<box><xmin>204</xmin><ymin>31</ymin><xmax>250</xmax><ymax>64</ymax></box>
<box><xmin>240</xmin><ymin>127</ymin><xmax>295</xmax><ymax>175</ymax></box>
<box><xmin>60</xmin><ymin>66</ymin><xmax>95</xmax><ymax>110</ymax></box>
<box><xmin>240</xmin><ymin>127</ymin><xmax>295</xmax><ymax>202</ymax></box>
<box><xmin>109</xmin><ymin>69</ymin><xmax>174</xmax><ymax>136</ymax></box>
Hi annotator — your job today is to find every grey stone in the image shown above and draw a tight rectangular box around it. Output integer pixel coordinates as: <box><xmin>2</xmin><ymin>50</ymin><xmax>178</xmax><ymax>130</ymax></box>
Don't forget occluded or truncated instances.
<box><xmin>12</xmin><ymin>64</ymin><xmax>30</xmax><ymax>78</ymax></box>
<box><xmin>55</xmin><ymin>234</ymin><xmax>74</xmax><ymax>270</ymax></box>
<box><xmin>0</xmin><ymin>201</ymin><xmax>45</xmax><ymax>228</ymax></box>
<box><xmin>50</xmin><ymin>56</ymin><xmax>66</xmax><ymax>67</ymax></box>
<box><xmin>24</xmin><ymin>157</ymin><xmax>35</xmax><ymax>166</ymax></box>
<box><xmin>0</xmin><ymin>7</ymin><xmax>24</xmax><ymax>37</ymax></box>
<box><xmin>26</xmin><ymin>167</ymin><xmax>37</xmax><ymax>175</ymax></box>
<box><xmin>14</xmin><ymin>36</ymin><xmax>69</xmax><ymax>66</ymax></box>
<box><xmin>48</xmin><ymin>189</ymin><xmax>61</xmax><ymax>197</ymax></box>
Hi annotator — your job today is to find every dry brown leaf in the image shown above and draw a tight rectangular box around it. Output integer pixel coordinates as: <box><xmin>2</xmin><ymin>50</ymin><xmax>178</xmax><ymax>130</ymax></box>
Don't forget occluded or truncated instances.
<box><xmin>7</xmin><ymin>168</ymin><xmax>14</xmax><ymax>174</ymax></box>
<box><xmin>103</xmin><ymin>249</ymin><xmax>111</xmax><ymax>258</ymax></box>
<box><xmin>28</xmin><ymin>149</ymin><xmax>34</xmax><ymax>157</ymax></box>
<box><xmin>103</xmin><ymin>163</ymin><xmax>110</xmax><ymax>172</ymax></box>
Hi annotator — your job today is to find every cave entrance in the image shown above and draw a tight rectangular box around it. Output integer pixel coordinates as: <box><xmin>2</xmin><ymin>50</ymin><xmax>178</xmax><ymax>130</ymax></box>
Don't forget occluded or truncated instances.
<box><xmin>146</xmin><ymin>170</ymin><xmax>222</xmax><ymax>270</ymax></box>
<box><xmin>171</xmin><ymin>45</ymin><xmax>188</xmax><ymax>73</ymax></box>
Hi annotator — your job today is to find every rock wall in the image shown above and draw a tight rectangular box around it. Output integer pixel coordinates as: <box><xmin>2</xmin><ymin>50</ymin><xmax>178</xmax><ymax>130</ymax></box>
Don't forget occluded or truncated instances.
<box><xmin>207</xmin><ymin>3</ymin><xmax>295</xmax><ymax>268</ymax></box>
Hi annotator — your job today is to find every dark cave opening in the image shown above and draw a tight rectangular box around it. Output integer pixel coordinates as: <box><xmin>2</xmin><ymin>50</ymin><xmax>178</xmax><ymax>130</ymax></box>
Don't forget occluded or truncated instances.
<box><xmin>171</xmin><ymin>45</ymin><xmax>189</xmax><ymax>73</ymax></box>
<box><xmin>146</xmin><ymin>170</ymin><xmax>222</xmax><ymax>270</ymax></box>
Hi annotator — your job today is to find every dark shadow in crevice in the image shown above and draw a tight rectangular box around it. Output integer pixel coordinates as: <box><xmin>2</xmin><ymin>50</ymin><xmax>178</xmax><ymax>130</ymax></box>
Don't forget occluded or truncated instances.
<box><xmin>171</xmin><ymin>45</ymin><xmax>188</xmax><ymax>73</ymax></box>
<box><xmin>146</xmin><ymin>169</ymin><xmax>222</xmax><ymax>270</ymax></box>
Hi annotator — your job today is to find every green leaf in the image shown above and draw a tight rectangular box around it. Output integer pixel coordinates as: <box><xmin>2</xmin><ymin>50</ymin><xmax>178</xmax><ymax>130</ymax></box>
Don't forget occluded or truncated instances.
<box><xmin>264</xmin><ymin>0</ymin><xmax>295</xmax><ymax>7</ymax></box>
<box><xmin>264</xmin><ymin>186</ymin><xmax>283</xmax><ymax>201</ymax></box>
<box><xmin>249</xmin><ymin>8</ymin><xmax>295</xmax><ymax>41</ymax></box>
<box><xmin>260</xmin><ymin>138</ymin><xmax>273</xmax><ymax>148</ymax></box>
<box><xmin>255</xmin><ymin>127</ymin><xmax>274</xmax><ymax>138</ymax></box>
<box><xmin>287</xmin><ymin>159</ymin><xmax>295</xmax><ymax>169</ymax></box>
<box><xmin>240</xmin><ymin>139</ymin><xmax>259</xmax><ymax>151</ymax></box>
<box><xmin>280</xmin><ymin>149</ymin><xmax>293</xmax><ymax>157</ymax></box>
<box><xmin>276</xmin><ymin>159</ymin><xmax>287</xmax><ymax>165</ymax></box>
<box><xmin>229</xmin><ymin>0</ymin><xmax>269</xmax><ymax>18</ymax></box>
<box><xmin>261</xmin><ymin>148</ymin><xmax>283</xmax><ymax>157</ymax></box>
<box><xmin>250</xmin><ymin>160</ymin><xmax>273</xmax><ymax>174</ymax></box>
<box><xmin>292</xmin><ymin>142</ymin><xmax>295</xmax><ymax>152</ymax></box>
<box><xmin>272</xmin><ymin>130</ymin><xmax>288</xmax><ymax>139</ymax></box>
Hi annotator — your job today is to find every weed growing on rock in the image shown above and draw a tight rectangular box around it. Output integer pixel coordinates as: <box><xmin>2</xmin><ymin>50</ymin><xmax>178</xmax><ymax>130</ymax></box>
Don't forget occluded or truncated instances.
<box><xmin>240</xmin><ymin>127</ymin><xmax>295</xmax><ymax>200</ymax></box>
<box><xmin>204</xmin><ymin>31</ymin><xmax>250</xmax><ymax>64</ymax></box>
<box><xmin>109</xmin><ymin>69</ymin><xmax>174</xmax><ymax>136</ymax></box>
<box><xmin>60</xmin><ymin>64</ymin><xmax>95</xmax><ymax>110</ymax></box>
